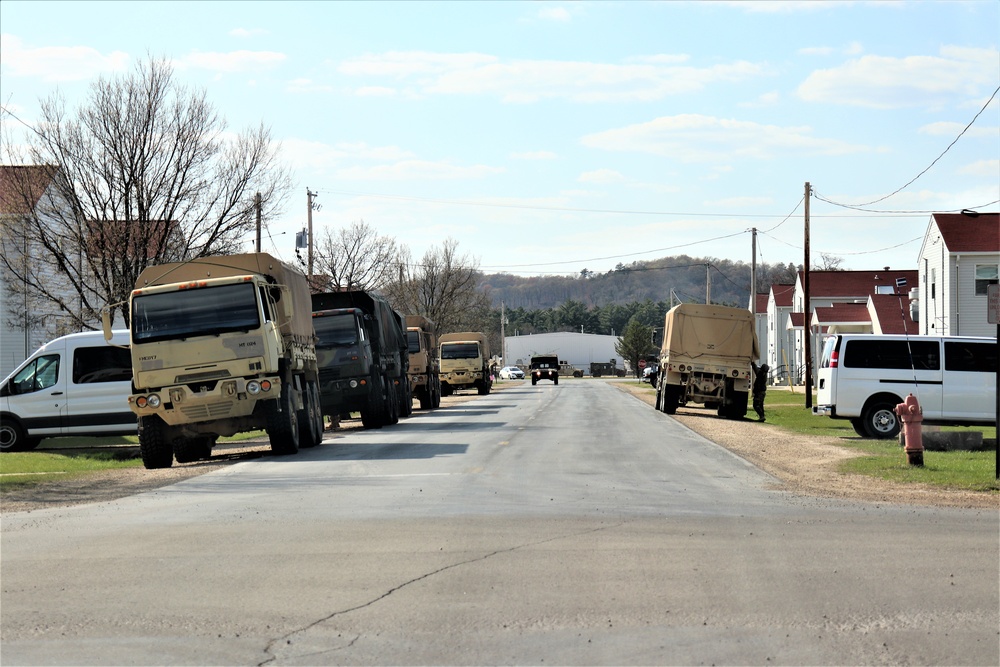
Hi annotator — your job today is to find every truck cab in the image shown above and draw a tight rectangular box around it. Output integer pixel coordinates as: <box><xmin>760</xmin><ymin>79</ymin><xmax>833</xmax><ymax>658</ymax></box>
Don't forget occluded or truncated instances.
<box><xmin>530</xmin><ymin>354</ymin><xmax>559</xmax><ymax>385</ymax></box>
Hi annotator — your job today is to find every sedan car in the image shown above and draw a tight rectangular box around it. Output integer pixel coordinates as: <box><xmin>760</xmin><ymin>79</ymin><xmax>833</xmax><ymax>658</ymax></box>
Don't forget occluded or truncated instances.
<box><xmin>499</xmin><ymin>366</ymin><xmax>525</xmax><ymax>379</ymax></box>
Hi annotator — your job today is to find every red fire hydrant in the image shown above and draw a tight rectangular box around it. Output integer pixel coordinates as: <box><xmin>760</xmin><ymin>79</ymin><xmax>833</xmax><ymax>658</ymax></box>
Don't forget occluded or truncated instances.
<box><xmin>895</xmin><ymin>393</ymin><xmax>924</xmax><ymax>466</ymax></box>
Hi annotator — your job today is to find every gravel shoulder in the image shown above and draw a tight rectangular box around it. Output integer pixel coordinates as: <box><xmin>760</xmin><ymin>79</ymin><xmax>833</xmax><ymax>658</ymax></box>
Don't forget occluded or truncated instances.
<box><xmin>2</xmin><ymin>381</ymin><xmax>997</xmax><ymax>514</ymax></box>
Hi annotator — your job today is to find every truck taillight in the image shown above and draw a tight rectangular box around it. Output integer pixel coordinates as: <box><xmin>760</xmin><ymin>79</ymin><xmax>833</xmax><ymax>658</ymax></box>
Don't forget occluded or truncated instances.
<box><xmin>829</xmin><ymin>350</ymin><xmax>839</xmax><ymax>368</ymax></box>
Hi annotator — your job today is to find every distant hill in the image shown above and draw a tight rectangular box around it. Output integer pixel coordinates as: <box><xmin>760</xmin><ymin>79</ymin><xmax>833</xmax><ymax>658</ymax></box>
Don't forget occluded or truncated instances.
<box><xmin>479</xmin><ymin>254</ymin><xmax>801</xmax><ymax>311</ymax></box>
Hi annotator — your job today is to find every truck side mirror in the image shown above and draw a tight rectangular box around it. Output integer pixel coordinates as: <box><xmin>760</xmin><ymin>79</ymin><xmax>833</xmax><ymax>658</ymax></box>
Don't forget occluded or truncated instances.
<box><xmin>101</xmin><ymin>310</ymin><xmax>114</xmax><ymax>342</ymax></box>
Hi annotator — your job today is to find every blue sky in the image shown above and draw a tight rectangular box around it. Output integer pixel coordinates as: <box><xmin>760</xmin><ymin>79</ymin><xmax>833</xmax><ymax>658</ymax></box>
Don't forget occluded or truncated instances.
<box><xmin>2</xmin><ymin>1</ymin><xmax>998</xmax><ymax>279</ymax></box>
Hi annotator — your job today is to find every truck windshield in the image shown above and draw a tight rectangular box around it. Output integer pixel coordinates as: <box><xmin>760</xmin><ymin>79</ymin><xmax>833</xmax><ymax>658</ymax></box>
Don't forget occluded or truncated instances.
<box><xmin>407</xmin><ymin>330</ymin><xmax>421</xmax><ymax>354</ymax></box>
<box><xmin>133</xmin><ymin>282</ymin><xmax>261</xmax><ymax>343</ymax></box>
<box><xmin>314</xmin><ymin>313</ymin><xmax>360</xmax><ymax>348</ymax></box>
<box><xmin>441</xmin><ymin>343</ymin><xmax>479</xmax><ymax>360</ymax></box>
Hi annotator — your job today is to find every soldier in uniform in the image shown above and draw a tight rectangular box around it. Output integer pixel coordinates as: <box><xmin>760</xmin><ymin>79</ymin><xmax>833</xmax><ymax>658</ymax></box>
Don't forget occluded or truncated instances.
<box><xmin>751</xmin><ymin>361</ymin><xmax>769</xmax><ymax>421</ymax></box>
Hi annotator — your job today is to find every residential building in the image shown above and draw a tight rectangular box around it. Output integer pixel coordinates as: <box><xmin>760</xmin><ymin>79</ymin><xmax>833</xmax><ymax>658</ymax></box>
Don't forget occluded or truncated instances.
<box><xmin>916</xmin><ymin>212</ymin><xmax>999</xmax><ymax>337</ymax></box>
<box><xmin>764</xmin><ymin>284</ymin><xmax>795</xmax><ymax>382</ymax></box>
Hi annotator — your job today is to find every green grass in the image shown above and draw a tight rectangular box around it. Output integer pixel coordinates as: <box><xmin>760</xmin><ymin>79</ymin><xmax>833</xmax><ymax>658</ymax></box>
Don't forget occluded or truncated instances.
<box><xmin>0</xmin><ymin>430</ymin><xmax>269</xmax><ymax>494</ymax></box>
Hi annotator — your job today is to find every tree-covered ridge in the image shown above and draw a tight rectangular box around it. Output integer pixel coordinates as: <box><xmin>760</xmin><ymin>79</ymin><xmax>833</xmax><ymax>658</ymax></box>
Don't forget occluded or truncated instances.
<box><xmin>482</xmin><ymin>254</ymin><xmax>799</xmax><ymax>337</ymax></box>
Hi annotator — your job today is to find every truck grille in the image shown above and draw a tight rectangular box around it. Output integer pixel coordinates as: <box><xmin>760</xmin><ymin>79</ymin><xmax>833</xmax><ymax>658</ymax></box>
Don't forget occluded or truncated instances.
<box><xmin>180</xmin><ymin>402</ymin><xmax>233</xmax><ymax>420</ymax></box>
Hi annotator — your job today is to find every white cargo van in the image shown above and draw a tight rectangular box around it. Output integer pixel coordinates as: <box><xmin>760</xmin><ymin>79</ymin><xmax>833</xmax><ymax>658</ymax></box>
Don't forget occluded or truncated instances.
<box><xmin>0</xmin><ymin>330</ymin><xmax>135</xmax><ymax>452</ymax></box>
<box><xmin>813</xmin><ymin>334</ymin><xmax>997</xmax><ymax>439</ymax></box>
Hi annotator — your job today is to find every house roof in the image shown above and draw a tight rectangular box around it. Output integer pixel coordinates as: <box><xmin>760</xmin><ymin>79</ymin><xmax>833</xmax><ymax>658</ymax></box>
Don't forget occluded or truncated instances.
<box><xmin>868</xmin><ymin>294</ymin><xmax>917</xmax><ymax>335</ymax></box>
<box><xmin>0</xmin><ymin>165</ymin><xmax>60</xmax><ymax>216</ymax></box>
<box><xmin>812</xmin><ymin>303</ymin><xmax>871</xmax><ymax>326</ymax></box>
<box><xmin>770</xmin><ymin>283</ymin><xmax>794</xmax><ymax>307</ymax></box>
<box><xmin>929</xmin><ymin>212</ymin><xmax>1000</xmax><ymax>253</ymax></box>
<box><xmin>752</xmin><ymin>294</ymin><xmax>768</xmax><ymax>313</ymax></box>
<box><xmin>797</xmin><ymin>269</ymin><xmax>918</xmax><ymax>299</ymax></box>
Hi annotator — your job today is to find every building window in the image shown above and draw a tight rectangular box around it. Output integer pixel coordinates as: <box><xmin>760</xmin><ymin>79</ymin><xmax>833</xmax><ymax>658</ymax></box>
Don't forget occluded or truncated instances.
<box><xmin>975</xmin><ymin>265</ymin><xmax>999</xmax><ymax>296</ymax></box>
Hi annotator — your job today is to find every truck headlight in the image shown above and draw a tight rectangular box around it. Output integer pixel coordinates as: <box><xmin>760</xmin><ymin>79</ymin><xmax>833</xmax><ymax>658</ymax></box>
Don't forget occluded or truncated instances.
<box><xmin>137</xmin><ymin>394</ymin><xmax>161</xmax><ymax>409</ymax></box>
<box><xmin>349</xmin><ymin>379</ymin><xmax>359</xmax><ymax>388</ymax></box>
<box><xmin>247</xmin><ymin>380</ymin><xmax>261</xmax><ymax>395</ymax></box>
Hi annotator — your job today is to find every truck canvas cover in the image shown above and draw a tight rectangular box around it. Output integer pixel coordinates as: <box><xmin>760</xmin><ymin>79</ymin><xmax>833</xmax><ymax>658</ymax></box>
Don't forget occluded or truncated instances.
<box><xmin>661</xmin><ymin>303</ymin><xmax>760</xmax><ymax>361</ymax></box>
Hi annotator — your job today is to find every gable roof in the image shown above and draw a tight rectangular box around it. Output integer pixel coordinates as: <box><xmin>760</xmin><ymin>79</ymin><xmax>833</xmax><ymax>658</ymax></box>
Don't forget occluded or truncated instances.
<box><xmin>769</xmin><ymin>283</ymin><xmax>794</xmax><ymax>307</ymax></box>
<box><xmin>797</xmin><ymin>269</ymin><xmax>918</xmax><ymax>299</ymax></box>
<box><xmin>0</xmin><ymin>165</ymin><xmax>60</xmax><ymax>216</ymax></box>
<box><xmin>928</xmin><ymin>212</ymin><xmax>999</xmax><ymax>253</ymax></box>
<box><xmin>812</xmin><ymin>303</ymin><xmax>871</xmax><ymax>326</ymax></box>
<box><xmin>752</xmin><ymin>293</ymin><xmax>768</xmax><ymax>313</ymax></box>
<box><xmin>868</xmin><ymin>294</ymin><xmax>917</xmax><ymax>335</ymax></box>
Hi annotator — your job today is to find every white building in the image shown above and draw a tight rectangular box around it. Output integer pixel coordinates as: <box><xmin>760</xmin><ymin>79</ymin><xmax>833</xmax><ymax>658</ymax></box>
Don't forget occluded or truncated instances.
<box><xmin>504</xmin><ymin>332</ymin><xmax>621</xmax><ymax>374</ymax></box>
<box><xmin>916</xmin><ymin>212</ymin><xmax>999</xmax><ymax>337</ymax></box>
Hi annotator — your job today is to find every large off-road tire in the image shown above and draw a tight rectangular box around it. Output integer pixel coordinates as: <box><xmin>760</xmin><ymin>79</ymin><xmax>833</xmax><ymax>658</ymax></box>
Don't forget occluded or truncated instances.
<box><xmin>386</xmin><ymin>378</ymin><xmax>400</xmax><ymax>426</ymax></box>
<box><xmin>297</xmin><ymin>381</ymin><xmax>323</xmax><ymax>448</ymax></box>
<box><xmin>138</xmin><ymin>415</ymin><xmax>175</xmax><ymax>469</ymax></box>
<box><xmin>399</xmin><ymin>381</ymin><xmax>412</xmax><ymax>418</ymax></box>
<box><xmin>174</xmin><ymin>436</ymin><xmax>213</xmax><ymax>464</ymax></box>
<box><xmin>478</xmin><ymin>379</ymin><xmax>489</xmax><ymax>395</ymax></box>
<box><xmin>418</xmin><ymin>388</ymin><xmax>432</xmax><ymax>410</ymax></box>
<box><xmin>725</xmin><ymin>390</ymin><xmax>749</xmax><ymax>420</ymax></box>
<box><xmin>553</xmin><ymin>376</ymin><xmax>559</xmax><ymax>386</ymax></box>
<box><xmin>266</xmin><ymin>386</ymin><xmax>300</xmax><ymax>455</ymax></box>
<box><xmin>0</xmin><ymin>418</ymin><xmax>41</xmax><ymax>452</ymax></box>
<box><xmin>660</xmin><ymin>385</ymin><xmax>679</xmax><ymax>415</ymax></box>
<box><xmin>360</xmin><ymin>374</ymin><xmax>386</xmax><ymax>429</ymax></box>
<box><xmin>531</xmin><ymin>377</ymin><xmax>537</xmax><ymax>386</ymax></box>
<box><xmin>862</xmin><ymin>399</ymin><xmax>901</xmax><ymax>439</ymax></box>
<box><xmin>432</xmin><ymin>382</ymin><xmax>441</xmax><ymax>408</ymax></box>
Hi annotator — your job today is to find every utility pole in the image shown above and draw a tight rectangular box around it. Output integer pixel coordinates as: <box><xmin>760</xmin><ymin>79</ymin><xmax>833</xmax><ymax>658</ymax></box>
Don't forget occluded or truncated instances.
<box><xmin>750</xmin><ymin>227</ymin><xmax>757</xmax><ymax>314</ymax></box>
<box><xmin>500</xmin><ymin>301</ymin><xmax>506</xmax><ymax>366</ymax></box>
<box><xmin>255</xmin><ymin>192</ymin><xmax>262</xmax><ymax>252</ymax></box>
<box><xmin>705</xmin><ymin>263</ymin><xmax>712</xmax><ymax>304</ymax></box>
<box><xmin>306</xmin><ymin>189</ymin><xmax>318</xmax><ymax>278</ymax></box>
<box><xmin>804</xmin><ymin>182</ymin><xmax>812</xmax><ymax>408</ymax></box>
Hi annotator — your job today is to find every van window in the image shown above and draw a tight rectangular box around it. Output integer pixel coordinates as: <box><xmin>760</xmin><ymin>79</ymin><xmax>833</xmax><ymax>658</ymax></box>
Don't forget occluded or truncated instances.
<box><xmin>73</xmin><ymin>346</ymin><xmax>133</xmax><ymax>384</ymax></box>
<box><xmin>819</xmin><ymin>336</ymin><xmax>837</xmax><ymax>368</ymax></box>
<box><xmin>944</xmin><ymin>341</ymin><xmax>997</xmax><ymax>373</ymax></box>
<box><xmin>843</xmin><ymin>339</ymin><xmax>940</xmax><ymax>370</ymax></box>
<box><xmin>11</xmin><ymin>354</ymin><xmax>60</xmax><ymax>394</ymax></box>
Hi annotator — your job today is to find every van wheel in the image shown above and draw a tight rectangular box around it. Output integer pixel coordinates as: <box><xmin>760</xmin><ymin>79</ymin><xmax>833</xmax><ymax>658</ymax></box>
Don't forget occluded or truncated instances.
<box><xmin>850</xmin><ymin>419</ymin><xmax>868</xmax><ymax>438</ymax></box>
<box><xmin>862</xmin><ymin>401</ymin><xmax>900</xmax><ymax>439</ymax></box>
<box><xmin>0</xmin><ymin>420</ymin><xmax>40</xmax><ymax>452</ymax></box>
<box><xmin>138</xmin><ymin>415</ymin><xmax>175</xmax><ymax>469</ymax></box>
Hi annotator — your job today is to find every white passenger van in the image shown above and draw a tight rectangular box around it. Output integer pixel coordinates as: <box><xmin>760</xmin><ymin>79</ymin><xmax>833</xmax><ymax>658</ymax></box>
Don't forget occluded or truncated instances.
<box><xmin>0</xmin><ymin>330</ymin><xmax>135</xmax><ymax>452</ymax></box>
<box><xmin>813</xmin><ymin>334</ymin><xmax>997</xmax><ymax>439</ymax></box>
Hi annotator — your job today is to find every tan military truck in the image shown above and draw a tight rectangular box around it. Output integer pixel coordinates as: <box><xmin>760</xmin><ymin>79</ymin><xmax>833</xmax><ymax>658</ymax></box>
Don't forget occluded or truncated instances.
<box><xmin>110</xmin><ymin>253</ymin><xmax>323</xmax><ymax>468</ymax></box>
<box><xmin>439</xmin><ymin>332</ymin><xmax>491</xmax><ymax>396</ymax></box>
<box><xmin>405</xmin><ymin>315</ymin><xmax>441</xmax><ymax>410</ymax></box>
<box><xmin>654</xmin><ymin>303</ymin><xmax>759</xmax><ymax>419</ymax></box>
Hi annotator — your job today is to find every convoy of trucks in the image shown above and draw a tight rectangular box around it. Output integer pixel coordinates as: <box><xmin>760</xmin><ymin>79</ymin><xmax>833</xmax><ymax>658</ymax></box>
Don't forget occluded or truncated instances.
<box><xmin>654</xmin><ymin>303</ymin><xmax>759</xmax><ymax>420</ymax></box>
<box><xmin>114</xmin><ymin>253</ymin><xmax>325</xmax><ymax>469</ymax></box>
<box><xmin>439</xmin><ymin>332</ymin><xmax>492</xmax><ymax>396</ymax></box>
<box><xmin>405</xmin><ymin>315</ymin><xmax>441</xmax><ymax>410</ymax></box>
<box><xmin>312</xmin><ymin>290</ymin><xmax>411</xmax><ymax>429</ymax></box>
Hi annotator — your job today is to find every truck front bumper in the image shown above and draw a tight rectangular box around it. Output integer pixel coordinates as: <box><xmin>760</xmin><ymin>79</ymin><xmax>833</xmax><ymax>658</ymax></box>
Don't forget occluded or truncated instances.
<box><xmin>130</xmin><ymin>375</ymin><xmax>282</xmax><ymax>426</ymax></box>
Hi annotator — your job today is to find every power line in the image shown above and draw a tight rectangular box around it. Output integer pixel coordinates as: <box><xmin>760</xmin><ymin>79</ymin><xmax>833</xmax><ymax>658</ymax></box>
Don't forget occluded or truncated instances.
<box><xmin>815</xmin><ymin>83</ymin><xmax>1000</xmax><ymax>209</ymax></box>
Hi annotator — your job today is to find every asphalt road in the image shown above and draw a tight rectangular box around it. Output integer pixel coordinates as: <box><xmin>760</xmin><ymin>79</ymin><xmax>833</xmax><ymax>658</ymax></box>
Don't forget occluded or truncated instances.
<box><xmin>2</xmin><ymin>381</ymin><xmax>997</xmax><ymax>666</ymax></box>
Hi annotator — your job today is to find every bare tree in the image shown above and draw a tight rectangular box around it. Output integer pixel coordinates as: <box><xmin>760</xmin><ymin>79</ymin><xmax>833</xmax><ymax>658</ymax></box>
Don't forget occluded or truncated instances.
<box><xmin>0</xmin><ymin>57</ymin><xmax>292</xmax><ymax>331</ymax></box>
<box><xmin>311</xmin><ymin>220</ymin><xmax>401</xmax><ymax>293</ymax></box>
<box><xmin>814</xmin><ymin>253</ymin><xmax>845</xmax><ymax>271</ymax></box>
<box><xmin>384</xmin><ymin>238</ymin><xmax>492</xmax><ymax>336</ymax></box>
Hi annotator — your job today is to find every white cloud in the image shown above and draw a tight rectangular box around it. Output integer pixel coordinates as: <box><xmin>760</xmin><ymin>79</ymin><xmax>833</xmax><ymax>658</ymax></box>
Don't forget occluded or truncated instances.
<box><xmin>336</xmin><ymin>160</ymin><xmax>505</xmax><ymax>181</ymax></box>
<box><xmin>0</xmin><ymin>34</ymin><xmax>128</xmax><ymax>82</ymax></box>
<box><xmin>739</xmin><ymin>91</ymin><xmax>780</xmax><ymax>108</ymax></box>
<box><xmin>797</xmin><ymin>46</ymin><xmax>1000</xmax><ymax>109</ymax></box>
<box><xmin>538</xmin><ymin>6</ymin><xmax>573</xmax><ymax>22</ymax></box>
<box><xmin>581</xmin><ymin>114</ymin><xmax>871</xmax><ymax>162</ymax></box>
<box><xmin>230</xmin><ymin>27</ymin><xmax>268</xmax><ymax>38</ymax></box>
<box><xmin>511</xmin><ymin>151</ymin><xmax>558</xmax><ymax>160</ymax></box>
<box><xmin>178</xmin><ymin>50</ymin><xmax>286</xmax><ymax>73</ymax></box>
<box><xmin>338</xmin><ymin>51</ymin><xmax>771</xmax><ymax>103</ymax></box>
<box><xmin>918</xmin><ymin>121</ymin><xmax>997</xmax><ymax>138</ymax></box>
<box><xmin>958</xmin><ymin>159</ymin><xmax>1000</xmax><ymax>177</ymax></box>
<box><xmin>578</xmin><ymin>169</ymin><xmax>626</xmax><ymax>184</ymax></box>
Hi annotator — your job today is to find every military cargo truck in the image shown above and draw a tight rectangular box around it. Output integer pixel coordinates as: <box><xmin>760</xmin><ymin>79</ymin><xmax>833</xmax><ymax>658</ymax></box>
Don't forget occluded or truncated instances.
<box><xmin>654</xmin><ymin>303</ymin><xmax>759</xmax><ymax>419</ymax></box>
<box><xmin>439</xmin><ymin>332</ymin><xmax>491</xmax><ymax>396</ymax></box>
<box><xmin>115</xmin><ymin>253</ymin><xmax>324</xmax><ymax>469</ymax></box>
<box><xmin>405</xmin><ymin>315</ymin><xmax>441</xmax><ymax>410</ymax></box>
<box><xmin>312</xmin><ymin>290</ymin><xmax>411</xmax><ymax>429</ymax></box>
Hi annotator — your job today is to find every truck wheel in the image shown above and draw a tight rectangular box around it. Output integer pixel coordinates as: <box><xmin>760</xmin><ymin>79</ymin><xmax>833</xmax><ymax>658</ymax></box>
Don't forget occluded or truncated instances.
<box><xmin>266</xmin><ymin>386</ymin><xmax>300</xmax><ymax>455</ymax></box>
<box><xmin>419</xmin><ymin>389</ymin><xmax>432</xmax><ymax>410</ymax></box>
<box><xmin>862</xmin><ymin>400</ymin><xmax>900</xmax><ymax>439</ymax></box>
<box><xmin>726</xmin><ymin>391</ymin><xmax>749</xmax><ymax>420</ymax></box>
<box><xmin>850</xmin><ymin>419</ymin><xmax>868</xmax><ymax>438</ymax></box>
<box><xmin>174</xmin><ymin>436</ymin><xmax>213</xmax><ymax>463</ymax></box>
<box><xmin>553</xmin><ymin>376</ymin><xmax>559</xmax><ymax>386</ymax></box>
<box><xmin>432</xmin><ymin>384</ymin><xmax>441</xmax><ymax>409</ymax></box>
<box><xmin>360</xmin><ymin>374</ymin><xmax>386</xmax><ymax>429</ymax></box>
<box><xmin>386</xmin><ymin>378</ymin><xmax>400</xmax><ymax>425</ymax></box>
<box><xmin>654</xmin><ymin>384</ymin><xmax>662</xmax><ymax>411</ymax></box>
<box><xmin>661</xmin><ymin>385</ymin><xmax>679</xmax><ymax>415</ymax></box>
<box><xmin>298</xmin><ymin>381</ymin><xmax>322</xmax><ymax>448</ymax></box>
<box><xmin>478</xmin><ymin>379</ymin><xmax>489</xmax><ymax>395</ymax></box>
<box><xmin>531</xmin><ymin>377</ymin><xmax>537</xmax><ymax>386</ymax></box>
<box><xmin>138</xmin><ymin>415</ymin><xmax>174</xmax><ymax>469</ymax></box>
